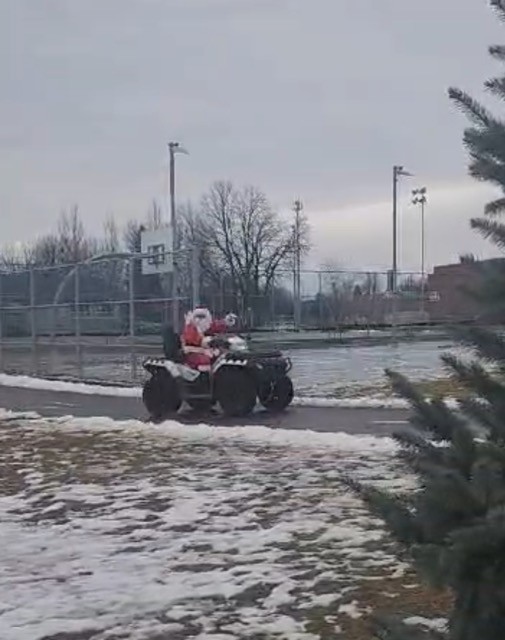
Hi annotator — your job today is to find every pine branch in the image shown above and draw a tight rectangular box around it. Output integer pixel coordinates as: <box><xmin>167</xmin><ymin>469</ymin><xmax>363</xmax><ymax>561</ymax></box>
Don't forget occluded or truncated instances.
<box><xmin>411</xmin><ymin>542</ymin><xmax>453</xmax><ymax>590</ymax></box>
<box><xmin>489</xmin><ymin>44</ymin><xmax>505</xmax><ymax>61</ymax></box>
<box><xmin>349</xmin><ymin>480</ymin><xmax>421</xmax><ymax>545</ymax></box>
<box><xmin>458</xmin><ymin>396</ymin><xmax>500</xmax><ymax>437</ymax></box>
<box><xmin>393</xmin><ymin>427</ymin><xmax>447</xmax><ymax>476</ymax></box>
<box><xmin>442</xmin><ymin>353</ymin><xmax>505</xmax><ymax>405</ymax></box>
<box><xmin>485</xmin><ymin>75</ymin><xmax>505</xmax><ymax>98</ymax></box>
<box><xmin>464</xmin><ymin>125</ymin><xmax>505</xmax><ymax>165</ymax></box>
<box><xmin>449</xmin><ymin>511</ymin><xmax>505</xmax><ymax>555</ymax></box>
<box><xmin>491</xmin><ymin>0</ymin><xmax>505</xmax><ymax>23</ymax></box>
<box><xmin>470</xmin><ymin>217</ymin><xmax>505</xmax><ymax>248</ymax></box>
<box><xmin>468</xmin><ymin>156</ymin><xmax>505</xmax><ymax>186</ymax></box>
<box><xmin>484</xmin><ymin>196</ymin><xmax>505</xmax><ymax>215</ymax></box>
<box><xmin>451</xmin><ymin>324</ymin><xmax>505</xmax><ymax>365</ymax></box>
<box><xmin>448</xmin><ymin>87</ymin><xmax>494</xmax><ymax>128</ymax></box>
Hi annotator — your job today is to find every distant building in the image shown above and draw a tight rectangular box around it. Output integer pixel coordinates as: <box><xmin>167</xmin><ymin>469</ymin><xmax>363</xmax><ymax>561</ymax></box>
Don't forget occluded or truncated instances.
<box><xmin>427</xmin><ymin>258</ymin><xmax>504</xmax><ymax>323</ymax></box>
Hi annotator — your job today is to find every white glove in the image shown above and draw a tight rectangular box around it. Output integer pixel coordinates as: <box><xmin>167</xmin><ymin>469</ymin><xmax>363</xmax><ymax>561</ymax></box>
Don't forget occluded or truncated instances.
<box><xmin>224</xmin><ymin>313</ymin><xmax>237</xmax><ymax>328</ymax></box>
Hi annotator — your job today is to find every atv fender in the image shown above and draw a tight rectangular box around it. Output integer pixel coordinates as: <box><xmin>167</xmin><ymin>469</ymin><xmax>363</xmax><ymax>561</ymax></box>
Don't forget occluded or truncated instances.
<box><xmin>143</xmin><ymin>358</ymin><xmax>181</xmax><ymax>378</ymax></box>
<box><xmin>212</xmin><ymin>357</ymin><xmax>249</xmax><ymax>374</ymax></box>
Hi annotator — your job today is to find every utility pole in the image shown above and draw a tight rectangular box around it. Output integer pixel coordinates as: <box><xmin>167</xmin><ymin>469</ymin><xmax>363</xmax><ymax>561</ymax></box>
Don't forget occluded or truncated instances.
<box><xmin>293</xmin><ymin>199</ymin><xmax>303</xmax><ymax>330</ymax></box>
<box><xmin>412</xmin><ymin>186</ymin><xmax>428</xmax><ymax>316</ymax></box>
<box><xmin>392</xmin><ymin>165</ymin><xmax>412</xmax><ymax>338</ymax></box>
<box><xmin>168</xmin><ymin>141</ymin><xmax>188</xmax><ymax>331</ymax></box>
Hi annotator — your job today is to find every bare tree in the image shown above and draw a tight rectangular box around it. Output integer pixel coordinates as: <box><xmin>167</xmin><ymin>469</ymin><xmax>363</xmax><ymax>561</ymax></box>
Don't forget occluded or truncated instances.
<box><xmin>198</xmin><ymin>181</ymin><xmax>305</xmax><ymax>313</ymax></box>
<box><xmin>146</xmin><ymin>199</ymin><xmax>163</xmax><ymax>230</ymax></box>
<box><xmin>29</xmin><ymin>235</ymin><xmax>60</xmax><ymax>266</ymax></box>
<box><xmin>363</xmin><ymin>272</ymin><xmax>379</xmax><ymax>295</ymax></box>
<box><xmin>0</xmin><ymin>243</ymin><xmax>24</xmax><ymax>269</ymax></box>
<box><xmin>398</xmin><ymin>274</ymin><xmax>422</xmax><ymax>292</ymax></box>
<box><xmin>123</xmin><ymin>220</ymin><xmax>144</xmax><ymax>254</ymax></box>
<box><xmin>320</xmin><ymin>263</ymin><xmax>363</xmax><ymax>325</ymax></box>
<box><xmin>459</xmin><ymin>252</ymin><xmax>477</xmax><ymax>264</ymax></box>
<box><xmin>57</xmin><ymin>206</ymin><xmax>91</xmax><ymax>263</ymax></box>
<box><xmin>102</xmin><ymin>215</ymin><xmax>121</xmax><ymax>254</ymax></box>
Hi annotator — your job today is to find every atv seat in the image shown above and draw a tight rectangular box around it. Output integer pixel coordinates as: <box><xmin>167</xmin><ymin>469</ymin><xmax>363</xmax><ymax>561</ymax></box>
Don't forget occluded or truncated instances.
<box><xmin>162</xmin><ymin>325</ymin><xmax>183</xmax><ymax>363</ymax></box>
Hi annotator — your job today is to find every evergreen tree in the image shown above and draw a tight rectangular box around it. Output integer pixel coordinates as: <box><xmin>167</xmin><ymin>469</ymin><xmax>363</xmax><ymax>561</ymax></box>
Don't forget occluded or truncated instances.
<box><xmin>357</xmin><ymin>2</ymin><xmax>505</xmax><ymax>638</ymax></box>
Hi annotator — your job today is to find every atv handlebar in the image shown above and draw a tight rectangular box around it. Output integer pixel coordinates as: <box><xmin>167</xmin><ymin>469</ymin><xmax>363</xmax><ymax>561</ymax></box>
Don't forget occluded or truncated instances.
<box><xmin>207</xmin><ymin>336</ymin><xmax>229</xmax><ymax>349</ymax></box>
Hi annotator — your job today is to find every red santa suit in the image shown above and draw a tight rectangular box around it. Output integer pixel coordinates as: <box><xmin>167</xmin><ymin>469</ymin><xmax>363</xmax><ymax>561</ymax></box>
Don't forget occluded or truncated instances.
<box><xmin>181</xmin><ymin>308</ymin><xmax>236</xmax><ymax>370</ymax></box>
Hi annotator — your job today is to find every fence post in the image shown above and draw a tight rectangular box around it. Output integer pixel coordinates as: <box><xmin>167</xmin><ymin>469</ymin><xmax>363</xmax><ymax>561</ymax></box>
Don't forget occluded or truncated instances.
<box><xmin>191</xmin><ymin>245</ymin><xmax>200</xmax><ymax>308</ymax></box>
<box><xmin>129</xmin><ymin>257</ymin><xmax>137</xmax><ymax>381</ymax></box>
<box><xmin>391</xmin><ymin>269</ymin><xmax>398</xmax><ymax>343</ymax></box>
<box><xmin>219</xmin><ymin>273</ymin><xmax>225</xmax><ymax>315</ymax></box>
<box><xmin>318</xmin><ymin>271</ymin><xmax>323</xmax><ymax>330</ymax></box>
<box><xmin>75</xmin><ymin>264</ymin><xmax>83</xmax><ymax>378</ymax></box>
<box><xmin>270</xmin><ymin>276</ymin><xmax>275</xmax><ymax>327</ymax></box>
<box><xmin>29</xmin><ymin>267</ymin><xmax>37</xmax><ymax>374</ymax></box>
<box><xmin>0</xmin><ymin>271</ymin><xmax>3</xmax><ymax>372</ymax></box>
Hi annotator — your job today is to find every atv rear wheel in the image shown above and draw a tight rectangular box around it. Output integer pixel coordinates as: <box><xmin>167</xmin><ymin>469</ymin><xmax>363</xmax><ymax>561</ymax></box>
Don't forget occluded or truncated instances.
<box><xmin>215</xmin><ymin>367</ymin><xmax>257</xmax><ymax>417</ymax></box>
<box><xmin>142</xmin><ymin>371</ymin><xmax>182</xmax><ymax>421</ymax></box>
<box><xmin>259</xmin><ymin>375</ymin><xmax>294</xmax><ymax>412</ymax></box>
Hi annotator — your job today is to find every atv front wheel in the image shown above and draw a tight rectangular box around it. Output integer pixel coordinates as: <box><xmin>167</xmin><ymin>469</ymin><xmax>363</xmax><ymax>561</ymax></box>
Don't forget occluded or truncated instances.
<box><xmin>142</xmin><ymin>371</ymin><xmax>182</xmax><ymax>421</ymax></box>
<box><xmin>215</xmin><ymin>367</ymin><xmax>257</xmax><ymax>417</ymax></box>
<box><xmin>259</xmin><ymin>375</ymin><xmax>294</xmax><ymax>412</ymax></box>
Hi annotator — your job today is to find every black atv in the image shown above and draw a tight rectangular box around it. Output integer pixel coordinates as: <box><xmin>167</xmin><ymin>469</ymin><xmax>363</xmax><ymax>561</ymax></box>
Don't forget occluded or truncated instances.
<box><xmin>142</xmin><ymin>327</ymin><xmax>294</xmax><ymax>421</ymax></box>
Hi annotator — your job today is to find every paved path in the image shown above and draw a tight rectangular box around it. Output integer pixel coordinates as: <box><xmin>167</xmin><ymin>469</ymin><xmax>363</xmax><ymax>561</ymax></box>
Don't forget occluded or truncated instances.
<box><xmin>0</xmin><ymin>384</ymin><xmax>411</xmax><ymax>436</ymax></box>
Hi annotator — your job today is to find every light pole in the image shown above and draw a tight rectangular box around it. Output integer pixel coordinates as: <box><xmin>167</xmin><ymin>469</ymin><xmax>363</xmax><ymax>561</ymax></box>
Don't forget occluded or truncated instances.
<box><xmin>168</xmin><ymin>141</ymin><xmax>189</xmax><ymax>331</ymax></box>
<box><xmin>412</xmin><ymin>186</ymin><xmax>427</xmax><ymax>315</ymax></box>
<box><xmin>293</xmin><ymin>199</ymin><xmax>303</xmax><ymax>330</ymax></box>
<box><xmin>392</xmin><ymin>165</ymin><xmax>413</xmax><ymax>337</ymax></box>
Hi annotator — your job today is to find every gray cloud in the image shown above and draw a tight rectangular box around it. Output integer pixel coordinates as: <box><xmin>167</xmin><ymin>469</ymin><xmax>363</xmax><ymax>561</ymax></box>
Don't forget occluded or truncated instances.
<box><xmin>1</xmin><ymin>0</ymin><xmax>503</xmax><ymax>268</ymax></box>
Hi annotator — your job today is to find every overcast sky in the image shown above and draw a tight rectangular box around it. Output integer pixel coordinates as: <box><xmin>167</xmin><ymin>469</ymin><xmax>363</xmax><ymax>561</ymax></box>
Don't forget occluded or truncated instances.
<box><xmin>1</xmin><ymin>0</ymin><xmax>504</xmax><ymax>272</ymax></box>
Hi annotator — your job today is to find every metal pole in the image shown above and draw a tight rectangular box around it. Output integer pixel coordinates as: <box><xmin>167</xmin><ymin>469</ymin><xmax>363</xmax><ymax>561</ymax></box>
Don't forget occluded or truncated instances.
<box><xmin>29</xmin><ymin>267</ymin><xmax>37</xmax><ymax>374</ymax></box>
<box><xmin>191</xmin><ymin>245</ymin><xmax>200</xmax><ymax>309</ymax></box>
<box><xmin>421</xmin><ymin>199</ymin><xmax>425</xmax><ymax>315</ymax></box>
<box><xmin>75</xmin><ymin>264</ymin><xmax>82</xmax><ymax>378</ymax></box>
<box><xmin>412</xmin><ymin>187</ymin><xmax>427</xmax><ymax>317</ymax></box>
<box><xmin>392</xmin><ymin>167</ymin><xmax>399</xmax><ymax>293</ymax></box>
<box><xmin>293</xmin><ymin>199</ymin><xmax>302</xmax><ymax>330</ymax></box>
<box><xmin>169</xmin><ymin>142</ymin><xmax>179</xmax><ymax>331</ymax></box>
<box><xmin>129</xmin><ymin>257</ymin><xmax>137</xmax><ymax>381</ymax></box>
<box><xmin>391</xmin><ymin>165</ymin><xmax>413</xmax><ymax>339</ymax></box>
<box><xmin>392</xmin><ymin>167</ymin><xmax>398</xmax><ymax>340</ymax></box>
<box><xmin>0</xmin><ymin>271</ymin><xmax>3</xmax><ymax>372</ymax></box>
<box><xmin>318</xmin><ymin>270</ymin><xmax>323</xmax><ymax>330</ymax></box>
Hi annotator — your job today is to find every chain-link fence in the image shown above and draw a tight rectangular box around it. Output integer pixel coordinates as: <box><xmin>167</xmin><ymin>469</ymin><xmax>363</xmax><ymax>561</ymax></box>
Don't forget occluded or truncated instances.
<box><xmin>0</xmin><ymin>255</ymin><xmax>476</xmax><ymax>384</ymax></box>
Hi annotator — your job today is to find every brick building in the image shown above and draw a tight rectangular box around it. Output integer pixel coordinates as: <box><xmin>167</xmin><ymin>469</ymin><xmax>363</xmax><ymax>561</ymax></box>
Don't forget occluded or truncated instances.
<box><xmin>426</xmin><ymin>258</ymin><xmax>504</xmax><ymax>323</ymax></box>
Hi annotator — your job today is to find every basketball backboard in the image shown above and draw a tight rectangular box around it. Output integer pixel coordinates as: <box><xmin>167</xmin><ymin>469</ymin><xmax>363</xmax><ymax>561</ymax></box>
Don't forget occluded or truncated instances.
<box><xmin>140</xmin><ymin>227</ymin><xmax>173</xmax><ymax>275</ymax></box>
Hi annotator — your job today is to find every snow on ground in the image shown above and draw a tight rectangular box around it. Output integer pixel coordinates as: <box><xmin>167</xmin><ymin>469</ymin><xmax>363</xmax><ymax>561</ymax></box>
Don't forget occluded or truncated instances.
<box><xmin>0</xmin><ymin>373</ymin><xmax>142</xmax><ymax>398</ymax></box>
<box><xmin>0</xmin><ymin>373</ymin><xmax>428</xmax><ymax>408</ymax></box>
<box><xmin>0</xmin><ymin>410</ymin><xmax>412</xmax><ymax>640</ymax></box>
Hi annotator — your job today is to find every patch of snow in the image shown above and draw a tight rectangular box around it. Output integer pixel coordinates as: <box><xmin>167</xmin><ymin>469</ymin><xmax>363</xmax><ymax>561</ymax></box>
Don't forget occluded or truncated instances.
<box><xmin>338</xmin><ymin>600</ymin><xmax>364</xmax><ymax>619</ymax></box>
<box><xmin>193</xmin><ymin>634</ymin><xmax>238</xmax><ymax>640</ymax></box>
<box><xmin>0</xmin><ymin>373</ymin><xmax>141</xmax><ymax>398</ymax></box>
<box><xmin>0</xmin><ymin>411</ymin><xmax>409</xmax><ymax>640</ymax></box>
<box><xmin>292</xmin><ymin>395</ymin><xmax>408</xmax><ymax>409</ymax></box>
<box><xmin>41</xmin><ymin>501</ymin><xmax>66</xmax><ymax>515</ymax></box>
<box><xmin>404</xmin><ymin>616</ymin><xmax>448</xmax><ymax>632</ymax></box>
<box><xmin>1</xmin><ymin>410</ymin><xmax>399</xmax><ymax>456</ymax></box>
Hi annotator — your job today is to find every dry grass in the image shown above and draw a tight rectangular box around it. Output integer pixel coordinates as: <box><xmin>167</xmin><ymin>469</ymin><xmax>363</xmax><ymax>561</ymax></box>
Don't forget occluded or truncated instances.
<box><xmin>332</xmin><ymin>376</ymin><xmax>468</xmax><ymax>400</ymax></box>
<box><xmin>305</xmin><ymin>568</ymin><xmax>451</xmax><ymax>639</ymax></box>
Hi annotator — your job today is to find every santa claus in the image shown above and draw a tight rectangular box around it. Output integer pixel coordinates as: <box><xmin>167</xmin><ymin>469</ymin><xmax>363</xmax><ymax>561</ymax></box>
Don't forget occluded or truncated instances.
<box><xmin>181</xmin><ymin>307</ymin><xmax>237</xmax><ymax>370</ymax></box>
